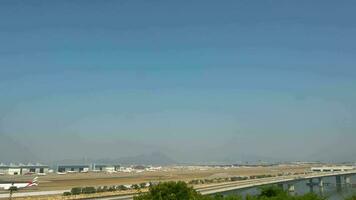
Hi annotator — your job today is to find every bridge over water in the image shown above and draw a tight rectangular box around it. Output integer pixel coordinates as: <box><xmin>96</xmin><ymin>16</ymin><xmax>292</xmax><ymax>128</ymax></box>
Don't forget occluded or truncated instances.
<box><xmin>197</xmin><ymin>170</ymin><xmax>356</xmax><ymax>195</ymax></box>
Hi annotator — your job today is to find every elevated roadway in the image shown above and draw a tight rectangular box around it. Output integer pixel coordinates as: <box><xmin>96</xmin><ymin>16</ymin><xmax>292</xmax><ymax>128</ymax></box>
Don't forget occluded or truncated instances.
<box><xmin>197</xmin><ymin>170</ymin><xmax>356</xmax><ymax>195</ymax></box>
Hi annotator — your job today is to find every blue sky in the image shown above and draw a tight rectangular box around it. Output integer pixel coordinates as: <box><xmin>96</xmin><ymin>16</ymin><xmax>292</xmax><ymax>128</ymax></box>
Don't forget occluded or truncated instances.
<box><xmin>0</xmin><ymin>0</ymin><xmax>355</xmax><ymax>163</ymax></box>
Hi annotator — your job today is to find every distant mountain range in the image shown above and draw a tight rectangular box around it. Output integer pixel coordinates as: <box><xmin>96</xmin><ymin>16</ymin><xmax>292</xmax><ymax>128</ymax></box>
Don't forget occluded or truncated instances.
<box><xmin>0</xmin><ymin>134</ymin><xmax>38</xmax><ymax>163</ymax></box>
<box><xmin>95</xmin><ymin>151</ymin><xmax>177</xmax><ymax>165</ymax></box>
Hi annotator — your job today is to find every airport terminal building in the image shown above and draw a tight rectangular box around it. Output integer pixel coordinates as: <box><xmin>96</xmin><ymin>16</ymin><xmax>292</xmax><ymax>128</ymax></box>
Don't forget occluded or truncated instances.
<box><xmin>0</xmin><ymin>164</ymin><xmax>49</xmax><ymax>175</ymax></box>
<box><xmin>57</xmin><ymin>165</ymin><xmax>90</xmax><ymax>173</ymax></box>
<box><xmin>311</xmin><ymin>166</ymin><xmax>355</xmax><ymax>172</ymax></box>
<box><xmin>92</xmin><ymin>164</ymin><xmax>120</xmax><ymax>173</ymax></box>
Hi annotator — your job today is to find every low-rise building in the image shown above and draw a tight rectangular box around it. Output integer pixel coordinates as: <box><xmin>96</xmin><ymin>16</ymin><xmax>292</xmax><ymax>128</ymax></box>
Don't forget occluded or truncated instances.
<box><xmin>311</xmin><ymin>166</ymin><xmax>355</xmax><ymax>172</ymax></box>
<box><xmin>57</xmin><ymin>165</ymin><xmax>90</xmax><ymax>173</ymax></box>
<box><xmin>20</xmin><ymin>164</ymin><xmax>49</xmax><ymax>175</ymax></box>
<box><xmin>117</xmin><ymin>167</ymin><xmax>134</xmax><ymax>173</ymax></box>
<box><xmin>93</xmin><ymin>164</ymin><xmax>120</xmax><ymax>173</ymax></box>
<box><xmin>0</xmin><ymin>164</ymin><xmax>49</xmax><ymax>175</ymax></box>
<box><xmin>7</xmin><ymin>166</ymin><xmax>21</xmax><ymax>175</ymax></box>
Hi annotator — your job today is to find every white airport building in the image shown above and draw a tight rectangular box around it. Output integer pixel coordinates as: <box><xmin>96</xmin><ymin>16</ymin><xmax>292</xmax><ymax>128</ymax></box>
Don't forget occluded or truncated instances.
<box><xmin>57</xmin><ymin>165</ymin><xmax>90</xmax><ymax>173</ymax></box>
<box><xmin>0</xmin><ymin>163</ymin><xmax>49</xmax><ymax>175</ymax></box>
<box><xmin>92</xmin><ymin>164</ymin><xmax>120</xmax><ymax>173</ymax></box>
<box><xmin>311</xmin><ymin>166</ymin><xmax>355</xmax><ymax>172</ymax></box>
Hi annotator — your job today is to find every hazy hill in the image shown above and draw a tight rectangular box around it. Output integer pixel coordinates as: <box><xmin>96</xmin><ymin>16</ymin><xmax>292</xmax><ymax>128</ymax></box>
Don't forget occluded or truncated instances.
<box><xmin>0</xmin><ymin>134</ymin><xmax>38</xmax><ymax>163</ymax></box>
<box><xmin>96</xmin><ymin>151</ymin><xmax>177</xmax><ymax>165</ymax></box>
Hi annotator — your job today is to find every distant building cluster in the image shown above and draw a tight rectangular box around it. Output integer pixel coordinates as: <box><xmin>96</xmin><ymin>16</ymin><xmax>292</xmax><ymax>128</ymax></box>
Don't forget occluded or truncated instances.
<box><xmin>92</xmin><ymin>164</ymin><xmax>121</xmax><ymax>173</ymax></box>
<box><xmin>311</xmin><ymin>166</ymin><xmax>355</xmax><ymax>172</ymax></box>
<box><xmin>1</xmin><ymin>162</ymin><xmax>355</xmax><ymax>176</ymax></box>
<box><xmin>0</xmin><ymin>163</ymin><xmax>49</xmax><ymax>175</ymax></box>
<box><xmin>57</xmin><ymin>165</ymin><xmax>91</xmax><ymax>173</ymax></box>
<box><xmin>57</xmin><ymin>164</ymin><xmax>122</xmax><ymax>173</ymax></box>
<box><xmin>0</xmin><ymin>162</ymin><xmax>165</xmax><ymax>176</ymax></box>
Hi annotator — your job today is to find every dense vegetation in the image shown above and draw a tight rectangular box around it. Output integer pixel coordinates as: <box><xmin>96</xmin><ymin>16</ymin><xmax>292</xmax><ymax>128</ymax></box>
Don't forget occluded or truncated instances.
<box><xmin>345</xmin><ymin>196</ymin><xmax>356</xmax><ymax>200</ymax></box>
<box><xmin>133</xmin><ymin>181</ymin><xmax>353</xmax><ymax>200</ymax></box>
<box><xmin>63</xmin><ymin>183</ymin><xmax>147</xmax><ymax>196</ymax></box>
<box><xmin>63</xmin><ymin>181</ymin><xmax>356</xmax><ymax>200</ymax></box>
<box><xmin>133</xmin><ymin>181</ymin><xmax>204</xmax><ymax>200</ymax></box>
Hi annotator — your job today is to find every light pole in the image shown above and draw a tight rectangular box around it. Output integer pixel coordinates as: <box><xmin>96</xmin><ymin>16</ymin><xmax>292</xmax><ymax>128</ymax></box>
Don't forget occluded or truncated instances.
<box><xmin>9</xmin><ymin>185</ymin><xmax>17</xmax><ymax>200</ymax></box>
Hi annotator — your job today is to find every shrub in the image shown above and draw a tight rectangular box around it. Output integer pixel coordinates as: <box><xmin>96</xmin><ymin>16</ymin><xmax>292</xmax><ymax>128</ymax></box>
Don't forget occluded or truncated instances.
<box><xmin>82</xmin><ymin>186</ymin><xmax>96</xmax><ymax>194</ymax></box>
<box><xmin>213</xmin><ymin>194</ymin><xmax>242</xmax><ymax>200</ymax></box>
<box><xmin>96</xmin><ymin>186</ymin><xmax>103</xmax><ymax>193</ymax></box>
<box><xmin>230</xmin><ymin>176</ymin><xmax>248</xmax><ymax>181</ymax></box>
<box><xmin>345</xmin><ymin>196</ymin><xmax>356</xmax><ymax>200</ymax></box>
<box><xmin>189</xmin><ymin>179</ymin><xmax>200</xmax><ymax>185</ymax></box>
<box><xmin>98</xmin><ymin>186</ymin><xmax>109</xmax><ymax>193</ymax></box>
<box><xmin>258</xmin><ymin>186</ymin><xmax>285</xmax><ymax>198</ymax></box>
<box><xmin>117</xmin><ymin>185</ymin><xmax>128</xmax><ymax>191</ymax></box>
<box><xmin>134</xmin><ymin>181</ymin><xmax>203</xmax><ymax>200</ymax></box>
<box><xmin>132</xmin><ymin>184</ymin><xmax>140</xmax><ymax>190</ymax></box>
<box><xmin>108</xmin><ymin>186</ymin><xmax>117</xmax><ymax>192</ymax></box>
<box><xmin>140</xmin><ymin>182</ymin><xmax>147</xmax><ymax>188</ymax></box>
<box><xmin>70</xmin><ymin>187</ymin><xmax>82</xmax><ymax>195</ymax></box>
<box><xmin>63</xmin><ymin>192</ymin><xmax>71</xmax><ymax>196</ymax></box>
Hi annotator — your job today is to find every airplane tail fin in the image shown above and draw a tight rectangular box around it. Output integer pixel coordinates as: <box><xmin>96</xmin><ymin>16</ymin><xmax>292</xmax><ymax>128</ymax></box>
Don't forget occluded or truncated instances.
<box><xmin>28</xmin><ymin>177</ymin><xmax>39</xmax><ymax>186</ymax></box>
<box><xmin>33</xmin><ymin>177</ymin><xmax>38</xmax><ymax>183</ymax></box>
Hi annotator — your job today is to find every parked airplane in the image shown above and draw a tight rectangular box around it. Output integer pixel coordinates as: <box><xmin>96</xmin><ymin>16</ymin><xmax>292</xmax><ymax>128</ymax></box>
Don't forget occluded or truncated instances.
<box><xmin>0</xmin><ymin>177</ymin><xmax>38</xmax><ymax>190</ymax></box>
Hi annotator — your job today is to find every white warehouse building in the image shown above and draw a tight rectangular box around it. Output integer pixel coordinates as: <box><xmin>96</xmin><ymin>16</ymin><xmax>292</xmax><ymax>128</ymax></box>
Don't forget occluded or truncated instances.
<box><xmin>0</xmin><ymin>164</ymin><xmax>49</xmax><ymax>175</ymax></box>
<box><xmin>92</xmin><ymin>164</ymin><xmax>121</xmax><ymax>173</ymax></box>
<box><xmin>57</xmin><ymin>165</ymin><xmax>90</xmax><ymax>173</ymax></box>
<box><xmin>311</xmin><ymin>166</ymin><xmax>355</xmax><ymax>172</ymax></box>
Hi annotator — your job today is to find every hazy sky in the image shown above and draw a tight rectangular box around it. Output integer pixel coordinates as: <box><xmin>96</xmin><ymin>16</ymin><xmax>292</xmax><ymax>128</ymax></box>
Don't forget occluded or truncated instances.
<box><xmin>1</xmin><ymin>0</ymin><xmax>356</xmax><ymax>163</ymax></box>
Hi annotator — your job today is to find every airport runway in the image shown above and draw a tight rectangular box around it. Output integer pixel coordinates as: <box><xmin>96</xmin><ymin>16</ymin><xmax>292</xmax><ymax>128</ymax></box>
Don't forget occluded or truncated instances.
<box><xmin>0</xmin><ymin>190</ymin><xmax>135</xmax><ymax>199</ymax></box>
<box><xmin>0</xmin><ymin>190</ymin><xmax>68</xmax><ymax>199</ymax></box>
<box><xmin>0</xmin><ymin>191</ymin><xmax>134</xmax><ymax>200</ymax></box>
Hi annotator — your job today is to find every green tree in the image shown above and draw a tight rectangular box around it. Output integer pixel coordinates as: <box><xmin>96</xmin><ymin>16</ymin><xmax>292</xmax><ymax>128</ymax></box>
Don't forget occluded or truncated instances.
<box><xmin>63</xmin><ymin>192</ymin><xmax>71</xmax><ymax>196</ymax></box>
<box><xmin>82</xmin><ymin>186</ymin><xmax>96</xmax><ymax>194</ymax></box>
<box><xmin>117</xmin><ymin>185</ymin><xmax>128</xmax><ymax>191</ymax></box>
<box><xmin>212</xmin><ymin>194</ymin><xmax>242</xmax><ymax>200</ymax></box>
<box><xmin>70</xmin><ymin>187</ymin><xmax>82</xmax><ymax>195</ymax></box>
<box><xmin>134</xmin><ymin>181</ymin><xmax>204</xmax><ymax>200</ymax></box>
<box><xmin>132</xmin><ymin>184</ymin><xmax>141</xmax><ymax>191</ymax></box>
<box><xmin>258</xmin><ymin>186</ymin><xmax>286</xmax><ymax>198</ymax></box>
<box><xmin>345</xmin><ymin>195</ymin><xmax>356</xmax><ymax>200</ymax></box>
<box><xmin>295</xmin><ymin>193</ymin><xmax>326</xmax><ymax>200</ymax></box>
<box><xmin>140</xmin><ymin>182</ymin><xmax>148</xmax><ymax>188</ymax></box>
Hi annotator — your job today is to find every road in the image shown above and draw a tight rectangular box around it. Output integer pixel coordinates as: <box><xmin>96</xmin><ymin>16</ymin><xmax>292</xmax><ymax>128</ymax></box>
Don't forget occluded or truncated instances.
<box><xmin>0</xmin><ymin>190</ymin><xmax>68</xmax><ymax>199</ymax></box>
<box><xmin>90</xmin><ymin>195</ymin><xmax>134</xmax><ymax>200</ymax></box>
